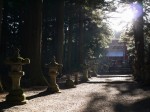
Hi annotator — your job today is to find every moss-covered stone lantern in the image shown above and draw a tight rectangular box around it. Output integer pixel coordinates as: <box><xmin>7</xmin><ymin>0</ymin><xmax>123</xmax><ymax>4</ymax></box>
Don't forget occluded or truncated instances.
<box><xmin>74</xmin><ymin>72</ymin><xmax>79</xmax><ymax>84</ymax></box>
<box><xmin>46</xmin><ymin>56</ymin><xmax>62</xmax><ymax>93</ymax></box>
<box><xmin>92</xmin><ymin>63</ymin><xmax>98</xmax><ymax>77</ymax></box>
<box><xmin>81</xmin><ymin>62</ymin><xmax>89</xmax><ymax>82</ymax></box>
<box><xmin>5</xmin><ymin>48</ymin><xmax>30</xmax><ymax>104</ymax></box>
<box><xmin>65</xmin><ymin>74</ymin><xmax>76</xmax><ymax>88</ymax></box>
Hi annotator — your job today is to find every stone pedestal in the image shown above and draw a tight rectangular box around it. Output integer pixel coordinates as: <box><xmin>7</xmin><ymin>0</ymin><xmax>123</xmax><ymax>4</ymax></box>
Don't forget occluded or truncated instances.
<box><xmin>5</xmin><ymin>48</ymin><xmax>30</xmax><ymax>104</ymax></box>
<box><xmin>88</xmin><ymin>70</ymin><xmax>92</xmax><ymax>78</ymax></box>
<box><xmin>81</xmin><ymin>69</ymin><xmax>89</xmax><ymax>82</ymax></box>
<box><xmin>47</xmin><ymin>70</ymin><xmax>60</xmax><ymax>93</ymax></box>
<box><xmin>74</xmin><ymin>73</ymin><xmax>79</xmax><ymax>84</ymax></box>
<box><xmin>46</xmin><ymin>57</ymin><xmax>62</xmax><ymax>93</ymax></box>
<box><xmin>81</xmin><ymin>62</ymin><xmax>89</xmax><ymax>82</ymax></box>
<box><xmin>6</xmin><ymin>72</ymin><xmax>27</xmax><ymax>105</ymax></box>
<box><xmin>10</xmin><ymin>72</ymin><xmax>24</xmax><ymax>90</ymax></box>
<box><xmin>92</xmin><ymin>64</ymin><xmax>98</xmax><ymax>77</ymax></box>
<box><xmin>65</xmin><ymin>75</ymin><xmax>75</xmax><ymax>88</ymax></box>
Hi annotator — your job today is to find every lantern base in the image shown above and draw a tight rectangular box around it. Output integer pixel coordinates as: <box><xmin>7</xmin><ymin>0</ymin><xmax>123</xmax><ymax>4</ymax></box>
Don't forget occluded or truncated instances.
<box><xmin>46</xmin><ymin>84</ymin><xmax>61</xmax><ymax>93</ymax></box>
<box><xmin>6</xmin><ymin>89</ymin><xmax>27</xmax><ymax>105</ymax></box>
<box><xmin>65</xmin><ymin>79</ymin><xmax>76</xmax><ymax>88</ymax></box>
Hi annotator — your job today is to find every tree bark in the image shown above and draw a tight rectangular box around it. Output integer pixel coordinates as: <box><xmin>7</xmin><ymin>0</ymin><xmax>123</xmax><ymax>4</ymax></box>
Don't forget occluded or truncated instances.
<box><xmin>0</xmin><ymin>0</ymin><xmax>3</xmax><ymax>92</ymax></box>
<box><xmin>0</xmin><ymin>0</ymin><xmax>2</xmax><ymax>44</ymax></box>
<box><xmin>0</xmin><ymin>0</ymin><xmax>7</xmax><ymax>63</ymax></box>
<box><xmin>22</xmin><ymin>0</ymin><xmax>44</xmax><ymax>85</ymax></box>
<box><xmin>133</xmin><ymin>0</ymin><xmax>144</xmax><ymax>81</ymax></box>
<box><xmin>55</xmin><ymin>0</ymin><xmax>64</xmax><ymax>65</ymax></box>
<box><xmin>67</xmin><ymin>19</ymin><xmax>73</xmax><ymax>72</ymax></box>
<box><xmin>0</xmin><ymin>0</ymin><xmax>12</xmax><ymax>90</ymax></box>
<box><xmin>78</xmin><ymin>6</ymin><xmax>84</xmax><ymax>65</ymax></box>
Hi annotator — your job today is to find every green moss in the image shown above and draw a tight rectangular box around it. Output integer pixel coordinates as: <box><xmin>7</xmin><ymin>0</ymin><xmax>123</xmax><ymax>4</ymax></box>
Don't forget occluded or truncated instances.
<box><xmin>65</xmin><ymin>79</ymin><xmax>76</xmax><ymax>88</ymax></box>
<box><xmin>46</xmin><ymin>85</ymin><xmax>60</xmax><ymax>93</ymax></box>
<box><xmin>6</xmin><ymin>94</ymin><xmax>26</xmax><ymax>102</ymax></box>
<box><xmin>6</xmin><ymin>89</ymin><xmax>27</xmax><ymax>104</ymax></box>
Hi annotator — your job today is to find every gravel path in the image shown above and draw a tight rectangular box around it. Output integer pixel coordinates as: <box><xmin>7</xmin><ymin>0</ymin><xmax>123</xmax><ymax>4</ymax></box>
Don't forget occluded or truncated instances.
<box><xmin>0</xmin><ymin>74</ymin><xmax>150</xmax><ymax>112</ymax></box>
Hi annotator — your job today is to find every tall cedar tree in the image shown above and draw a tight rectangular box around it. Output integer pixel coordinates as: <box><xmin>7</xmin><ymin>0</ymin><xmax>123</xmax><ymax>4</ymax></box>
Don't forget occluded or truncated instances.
<box><xmin>0</xmin><ymin>0</ymin><xmax>11</xmax><ymax>90</ymax></box>
<box><xmin>22</xmin><ymin>0</ymin><xmax>45</xmax><ymax>85</ymax></box>
<box><xmin>67</xmin><ymin>19</ymin><xmax>73</xmax><ymax>72</ymax></box>
<box><xmin>65</xmin><ymin>1</ymin><xmax>76</xmax><ymax>72</ymax></box>
<box><xmin>0</xmin><ymin>0</ymin><xmax>3</xmax><ymax>91</ymax></box>
<box><xmin>133</xmin><ymin>0</ymin><xmax>144</xmax><ymax>81</ymax></box>
<box><xmin>55</xmin><ymin>0</ymin><xmax>64</xmax><ymax>65</ymax></box>
<box><xmin>0</xmin><ymin>0</ymin><xmax>2</xmax><ymax>44</ymax></box>
<box><xmin>78</xmin><ymin>5</ymin><xmax>84</xmax><ymax>65</ymax></box>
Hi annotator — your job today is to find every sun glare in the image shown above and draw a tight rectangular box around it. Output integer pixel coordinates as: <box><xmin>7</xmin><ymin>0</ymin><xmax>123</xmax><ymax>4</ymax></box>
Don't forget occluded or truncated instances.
<box><xmin>121</xmin><ymin>8</ymin><xmax>134</xmax><ymax>22</ymax></box>
<box><xmin>103</xmin><ymin>1</ymin><xmax>144</xmax><ymax>34</ymax></box>
<box><xmin>107</xmin><ymin>4</ymin><xmax>136</xmax><ymax>32</ymax></box>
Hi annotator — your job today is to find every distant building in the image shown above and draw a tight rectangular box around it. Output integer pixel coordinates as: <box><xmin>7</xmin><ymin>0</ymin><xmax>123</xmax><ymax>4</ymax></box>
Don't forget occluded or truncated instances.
<box><xmin>106</xmin><ymin>39</ymin><xmax>128</xmax><ymax>67</ymax></box>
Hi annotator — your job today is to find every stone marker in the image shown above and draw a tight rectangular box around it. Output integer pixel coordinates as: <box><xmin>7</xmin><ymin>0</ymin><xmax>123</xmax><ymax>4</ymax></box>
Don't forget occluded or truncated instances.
<box><xmin>46</xmin><ymin>56</ymin><xmax>62</xmax><ymax>93</ymax></box>
<box><xmin>5</xmin><ymin>48</ymin><xmax>30</xmax><ymax>104</ymax></box>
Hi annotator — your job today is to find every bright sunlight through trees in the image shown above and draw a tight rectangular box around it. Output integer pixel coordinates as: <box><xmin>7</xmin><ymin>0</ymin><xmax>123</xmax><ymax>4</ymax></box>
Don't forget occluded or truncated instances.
<box><xmin>104</xmin><ymin>1</ymin><xmax>143</xmax><ymax>32</ymax></box>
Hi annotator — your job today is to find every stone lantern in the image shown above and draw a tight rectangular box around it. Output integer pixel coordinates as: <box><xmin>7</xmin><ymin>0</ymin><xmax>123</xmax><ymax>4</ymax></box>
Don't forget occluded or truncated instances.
<box><xmin>74</xmin><ymin>72</ymin><xmax>79</xmax><ymax>84</ymax></box>
<box><xmin>46</xmin><ymin>56</ymin><xmax>62</xmax><ymax>93</ymax></box>
<box><xmin>81</xmin><ymin>62</ymin><xmax>89</xmax><ymax>82</ymax></box>
<box><xmin>5</xmin><ymin>48</ymin><xmax>30</xmax><ymax>104</ymax></box>
<box><xmin>92</xmin><ymin>63</ymin><xmax>98</xmax><ymax>77</ymax></box>
<box><xmin>65</xmin><ymin>74</ymin><xmax>76</xmax><ymax>88</ymax></box>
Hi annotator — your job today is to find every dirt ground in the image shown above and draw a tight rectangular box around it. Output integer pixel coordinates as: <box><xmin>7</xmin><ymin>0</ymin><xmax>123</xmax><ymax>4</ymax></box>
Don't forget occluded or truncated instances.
<box><xmin>0</xmin><ymin>74</ymin><xmax>150</xmax><ymax>112</ymax></box>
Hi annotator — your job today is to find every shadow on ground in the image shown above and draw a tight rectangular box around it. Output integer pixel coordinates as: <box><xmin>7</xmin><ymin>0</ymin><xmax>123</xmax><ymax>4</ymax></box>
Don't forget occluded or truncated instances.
<box><xmin>88</xmin><ymin>74</ymin><xmax>150</xmax><ymax>93</ymax></box>
<box><xmin>82</xmin><ymin>93</ymin><xmax>107</xmax><ymax>112</ymax></box>
<box><xmin>0</xmin><ymin>90</ymin><xmax>51</xmax><ymax>111</ymax></box>
<box><xmin>26</xmin><ymin>90</ymin><xmax>54</xmax><ymax>100</ymax></box>
<box><xmin>83</xmin><ymin>75</ymin><xmax>150</xmax><ymax>112</ymax></box>
<box><xmin>26</xmin><ymin>82</ymin><xmax>78</xmax><ymax>100</ymax></box>
<box><xmin>0</xmin><ymin>101</ymin><xmax>21</xmax><ymax>111</ymax></box>
<box><xmin>82</xmin><ymin>87</ymin><xmax>150</xmax><ymax>112</ymax></box>
<box><xmin>114</xmin><ymin>97</ymin><xmax>150</xmax><ymax>112</ymax></box>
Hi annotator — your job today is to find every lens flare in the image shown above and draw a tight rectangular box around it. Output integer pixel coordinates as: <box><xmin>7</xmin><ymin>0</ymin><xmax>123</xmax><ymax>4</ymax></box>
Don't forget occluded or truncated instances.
<box><xmin>131</xmin><ymin>2</ymin><xmax>143</xmax><ymax>20</ymax></box>
<box><xmin>107</xmin><ymin>3</ymin><xmax>141</xmax><ymax>32</ymax></box>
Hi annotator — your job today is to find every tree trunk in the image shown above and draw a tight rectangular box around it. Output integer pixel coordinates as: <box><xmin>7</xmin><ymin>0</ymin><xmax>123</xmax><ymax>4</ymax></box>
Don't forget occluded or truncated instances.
<box><xmin>22</xmin><ymin>0</ymin><xmax>44</xmax><ymax>85</ymax></box>
<box><xmin>0</xmin><ymin>0</ymin><xmax>3</xmax><ymax>92</ymax></box>
<box><xmin>0</xmin><ymin>0</ymin><xmax>11</xmax><ymax>90</ymax></box>
<box><xmin>78</xmin><ymin>6</ymin><xmax>84</xmax><ymax>65</ymax></box>
<box><xmin>67</xmin><ymin>19</ymin><xmax>73</xmax><ymax>72</ymax></box>
<box><xmin>0</xmin><ymin>0</ymin><xmax>5</xmax><ymax>55</ymax></box>
<box><xmin>0</xmin><ymin>0</ymin><xmax>3</xmax><ymax>62</ymax></box>
<box><xmin>0</xmin><ymin>0</ymin><xmax>2</xmax><ymax>44</ymax></box>
<box><xmin>55</xmin><ymin>0</ymin><xmax>64</xmax><ymax>65</ymax></box>
<box><xmin>133</xmin><ymin>0</ymin><xmax>144</xmax><ymax>81</ymax></box>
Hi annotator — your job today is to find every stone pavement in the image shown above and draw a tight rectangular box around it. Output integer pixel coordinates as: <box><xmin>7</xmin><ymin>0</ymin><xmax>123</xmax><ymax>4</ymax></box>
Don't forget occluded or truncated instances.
<box><xmin>0</xmin><ymin>74</ymin><xmax>150</xmax><ymax>112</ymax></box>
